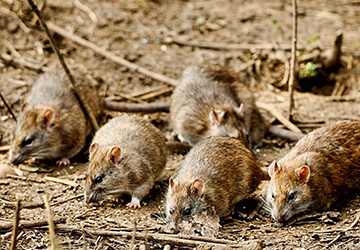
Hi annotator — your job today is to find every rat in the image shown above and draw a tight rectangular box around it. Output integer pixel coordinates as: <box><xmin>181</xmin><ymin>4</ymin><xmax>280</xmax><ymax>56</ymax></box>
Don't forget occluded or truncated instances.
<box><xmin>9</xmin><ymin>69</ymin><xmax>103</xmax><ymax>166</ymax></box>
<box><xmin>266</xmin><ymin>120</ymin><xmax>360</xmax><ymax>224</ymax></box>
<box><xmin>84</xmin><ymin>114</ymin><xmax>167</xmax><ymax>208</ymax></box>
<box><xmin>165</xmin><ymin>136</ymin><xmax>264</xmax><ymax>232</ymax></box>
<box><xmin>170</xmin><ymin>65</ymin><xmax>268</xmax><ymax>148</ymax></box>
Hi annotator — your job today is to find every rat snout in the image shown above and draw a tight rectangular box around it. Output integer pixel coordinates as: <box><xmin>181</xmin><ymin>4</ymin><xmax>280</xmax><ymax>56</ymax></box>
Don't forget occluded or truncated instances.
<box><xmin>84</xmin><ymin>189</ymin><xmax>102</xmax><ymax>204</ymax></box>
<box><xmin>168</xmin><ymin>220</ymin><xmax>180</xmax><ymax>233</ymax></box>
<box><xmin>9</xmin><ymin>150</ymin><xmax>24</xmax><ymax>165</ymax></box>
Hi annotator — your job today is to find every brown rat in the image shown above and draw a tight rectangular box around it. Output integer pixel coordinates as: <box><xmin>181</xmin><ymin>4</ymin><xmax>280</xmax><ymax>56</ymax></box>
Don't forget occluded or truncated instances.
<box><xmin>266</xmin><ymin>120</ymin><xmax>360</xmax><ymax>224</ymax></box>
<box><xmin>84</xmin><ymin>114</ymin><xmax>167</xmax><ymax>208</ymax></box>
<box><xmin>9</xmin><ymin>69</ymin><xmax>102</xmax><ymax>166</ymax></box>
<box><xmin>170</xmin><ymin>65</ymin><xmax>267</xmax><ymax>148</ymax></box>
<box><xmin>165</xmin><ymin>136</ymin><xmax>263</xmax><ymax>232</ymax></box>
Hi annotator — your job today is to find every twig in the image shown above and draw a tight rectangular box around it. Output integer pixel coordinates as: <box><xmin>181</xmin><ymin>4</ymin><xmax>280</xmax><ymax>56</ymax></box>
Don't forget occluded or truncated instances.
<box><xmin>0</xmin><ymin>145</ymin><xmax>11</xmax><ymax>152</ymax></box>
<box><xmin>43</xmin><ymin>176</ymin><xmax>79</xmax><ymax>188</ymax></box>
<box><xmin>0</xmin><ymin>53</ymin><xmax>49</xmax><ymax>72</ymax></box>
<box><xmin>256</xmin><ymin>101</ymin><xmax>302</xmax><ymax>133</ymax></box>
<box><xmin>51</xmin><ymin>194</ymin><xmax>84</xmax><ymax>207</ymax></box>
<box><xmin>55</xmin><ymin>225</ymin><xmax>238</xmax><ymax>246</ymax></box>
<box><xmin>327</xmin><ymin>212</ymin><xmax>360</xmax><ymax>247</ymax></box>
<box><xmin>0</xmin><ymin>198</ymin><xmax>44</xmax><ymax>209</ymax></box>
<box><xmin>5</xmin><ymin>40</ymin><xmax>22</xmax><ymax>58</ymax></box>
<box><xmin>0</xmin><ymin>7</ymin><xmax>30</xmax><ymax>34</ymax></box>
<box><xmin>27</xmin><ymin>0</ymin><xmax>100</xmax><ymax>131</ymax></box>
<box><xmin>248</xmin><ymin>199</ymin><xmax>264</xmax><ymax>221</ymax></box>
<box><xmin>233</xmin><ymin>59</ymin><xmax>255</xmax><ymax>73</ymax></box>
<box><xmin>144</xmin><ymin>225</ymin><xmax>148</xmax><ymax>250</ymax></box>
<box><xmin>0</xmin><ymin>90</ymin><xmax>17</xmax><ymax>122</ymax></box>
<box><xmin>44</xmin><ymin>195</ymin><xmax>57</xmax><ymax>250</ymax></box>
<box><xmin>104</xmin><ymin>101</ymin><xmax>170</xmax><ymax>113</ymax></box>
<box><xmin>288</xmin><ymin>0</ymin><xmax>298</xmax><ymax>120</ymax></box>
<box><xmin>0</xmin><ymin>217</ymin><xmax>66</xmax><ymax>231</ymax></box>
<box><xmin>46</xmin><ymin>22</ymin><xmax>179</xmax><ymax>87</ymax></box>
<box><xmin>171</xmin><ymin>39</ymin><xmax>305</xmax><ymax>51</ymax></box>
<box><xmin>10</xmin><ymin>199</ymin><xmax>21</xmax><ymax>250</ymax></box>
<box><xmin>278</xmin><ymin>58</ymin><xmax>290</xmax><ymax>87</ymax></box>
<box><xmin>73</xmin><ymin>0</ymin><xmax>98</xmax><ymax>25</ymax></box>
<box><xmin>30</xmin><ymin>0</ymin><xmax>46</xmax><ymax>25</ymax></box>
<box><xmin>138</xmin><ymin>86</ymin><xmax>173</xmax><ymax>101</ymax></box>
<box><xmin>7</xmin><ymin>174</ymin><xmax>44</xmax><ymax>183</ymax></box>
<box><xmin>130</xmin><ymin>220</ymin><xmax>137</xmax><ymax>250</ymax></box>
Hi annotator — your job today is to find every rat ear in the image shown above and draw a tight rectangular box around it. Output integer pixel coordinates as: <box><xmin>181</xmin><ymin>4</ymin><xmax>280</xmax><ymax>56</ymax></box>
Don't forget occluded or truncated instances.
<box><xmin>209</xmin><ymin>109</ymin><xmax>225</xmax><ymax>126</ymax></box>
<box><xmin>268</xmin><ymin>160</ymin><xmax>280</xmax><ymax>178</ymax></box>
<box><xmin>42</xmin><ymin>109</ymin><xmax>55</xmax><ymax>130</ymax></box>
<box><xmin>297</xmin><ymin>165</ymin><xmax>311</xmax><ymax>183</ymax></box>
<box><xmin>108</xmin><ymin>146</ymin><xmax>122</xmax><ymax>167</ymax></box>
<box><xmin>235</xmin><ymin>103</ymin><xmax>245</xmax><ymax>116</ymax></box>
<box><xmin>169</xmin><ymin>178</ymin><xmax>177</xmax><ymax>191</ymax></box>
<box><xmin>21</xmin><ymin>102</ymin><xmax>31</xmax><ymax>112</ymax></box>
<box><xmin>192</xmin><ymin>179</ymin><xmax>205</xmax><ymax>199</ymax></box>
<box><xmin>89</xmin><ymin>143</ymin><xmax>99</xmax><ymax>157</ymax></box>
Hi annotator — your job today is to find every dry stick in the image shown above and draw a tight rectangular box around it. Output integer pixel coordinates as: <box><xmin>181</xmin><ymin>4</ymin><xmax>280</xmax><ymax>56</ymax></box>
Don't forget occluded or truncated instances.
<box><xmin>0</xmin><ymin>145</ymin><xmax>11</xmax><ymax>152</ymax></box>
<box><xmin>0</xmin><ymin>198</ymin><xmax>44</xmax><ymax>209</ymax></box>
<box><xmin>104</xmin><ymin>101</ymin><xmax>170</xmax><ymax>113</ymax></box>
<box><xmin>256</xmin><ymin>101</ymin><xmax>302</xmax><ymax>133</ymax></box>
<box><xmin>10</xmin><ymin>199</ymin><xmax>20</xmax><ymax>250</ymax></box>
<box><xmin>171</xmin><ymin>39</ymin><xmax>305</xmax><ymax>51</ymax></box>
<box><xmin>7</xmin><ymin>174</ymin><xmax>44</xmax><ymax>183</ymax></box>
<box><xmin>44</xmin><ymin>195</ymin><xmax>57</xmax><ymax>250</ymax></box>
<box><xmin>0</xmin><ymin>90</ymin><xmax>17</xmax><ymax>122</ymax></box>
<box><xmin>43</xmin><ymin>176</ymin><xmax>79</xmax><ymax>188</ymax></box>
<box><xmin>0</xmin><ymin>217</ymin><xmax>66</xmax><ymax>231</ymax></box>
<box><xmin>0</xmin><ymin>7</ymin><xmax>30</xmax><ymax>34</ymax></box>
<box><xmin>1</xmin><ymin>52</ymin><xmax>49</xmax><ymax>72</ymax></box>
<box><xmin>55</xmin><ymin>225</ymin><xmax>237</xmax><ymax>246</ymax></box>
<box><xmin>288</xmin><ymin>0</ymin><xmax>298</xmax><ymax>120</ymax></box>
<box><xmin>46</xmin><ymin>22</ymin><xmax>179</xmax><ymax>87</ymax></box>
<box><xmin>327</xmin><ymin>212</ymin><xmax>360</xmax><ymax>247</ymax></box>
<box><xmin>130</xmin><ymin>220</ymin><xmax>137</xmax><ymax>250</ymax></box>
<box><xmin>50</xmin><ymin>194</ymin><xmax>84</xmax><ymax>207</ymax></box>
<box><xmin>27</xmin><ymin>0</ymin><xmax>100</xmax><ymax>131</ymax></box>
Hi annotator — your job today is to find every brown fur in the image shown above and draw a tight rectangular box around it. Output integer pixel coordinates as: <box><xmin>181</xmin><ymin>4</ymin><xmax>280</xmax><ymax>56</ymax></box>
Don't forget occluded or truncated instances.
<box><xmin>267</xmin><ymin>120</ymin><xmax>360</xmax><ymax>223</ymax></box>
<box><xmin>166</xmin><ymin>136</ymin><xmax>263</xmax><ymax>232</ymax></box>
<box><xmin>9</xmin><ymin>69</ymin><xmax>102</xmax><ymax>166</ymax></box>
<box><xmin>170</xmin><ymin>65</ymin><xmax>267</xmax><ymax>148</ymax></box>
<box><xmin>84</xmin><ymin>115</ymin><xmax>166</xmax><ymax>207</ymax></box>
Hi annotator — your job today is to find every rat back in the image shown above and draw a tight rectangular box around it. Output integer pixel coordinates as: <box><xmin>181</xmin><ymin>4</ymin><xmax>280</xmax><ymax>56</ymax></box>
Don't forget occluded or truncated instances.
<box><xmin>9</xmin><ymin>69</ymin><xmax>102</xmax><ymax>165</ymax></box>
<box><xmin>166</xmin><ymin>136</ymin><xmax>263</xmax><ymax>231</ymax></box>
<box><xmin>267</xmin><ymin>120</ymin><xmax>360</xmax><ymax>223</ymax></box>
<box><xmin>91</xmin><ymin>114</ymin><xmax>167</xmax><ymax>180</ymax></box>
<box><xmin>85</xmin><ymin>114</ymin><xmax>166</xmax><ymax>206</ymax></box>
<box><xmin>170</xmin><ymin>65</ymin><xmax>266</xmax><ymax>147</ymax></box>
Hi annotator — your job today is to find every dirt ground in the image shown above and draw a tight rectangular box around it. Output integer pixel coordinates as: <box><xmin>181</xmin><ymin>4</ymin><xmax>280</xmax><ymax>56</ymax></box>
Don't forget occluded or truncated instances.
<box><xmin>1</xmin><ymin>0</ymin><xmax>360</xmax><ymax>249</ymax></box>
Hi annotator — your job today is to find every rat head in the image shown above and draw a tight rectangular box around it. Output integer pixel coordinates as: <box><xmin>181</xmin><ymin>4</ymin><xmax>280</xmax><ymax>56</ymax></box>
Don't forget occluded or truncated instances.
<box><xmin>165</xmin><ymin>178</ymin><xmax>205</xmax><ymax>233</ymax></box>
<box><xmin>266</xmin><ymin>160</ymin><xmax>313</xmax><ymax>223</ymax></box>
<box><xmin>9</xmin><ymin>103</ymin><xmax>56</xmax><ymax>164</ymax></box>
<box><xmin>84</xmin><ymin>143</ymin><xmax>130</xmax><ymax>204</ymax></box>
<box><xmin>208</xmin><ymin>103</ymin><xmax>251</xmax><ymax>148</ymax></box>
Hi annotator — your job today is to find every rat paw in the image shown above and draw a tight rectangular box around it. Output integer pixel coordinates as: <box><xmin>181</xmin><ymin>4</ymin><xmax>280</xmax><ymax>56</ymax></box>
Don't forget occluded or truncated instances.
<box><xmin>56</xmin><ymin>158</ymin><xmax>70</xmax><ymax>166</ymax></box>
<box><xmin>113</xmin><ymin>197</ymin><xmax>123</xmax><ymax>203</ymax></box>
<box><xmin>126</xmin><ymin>197</ymin><xmax>141</xmax><ymax>208</ymax></box>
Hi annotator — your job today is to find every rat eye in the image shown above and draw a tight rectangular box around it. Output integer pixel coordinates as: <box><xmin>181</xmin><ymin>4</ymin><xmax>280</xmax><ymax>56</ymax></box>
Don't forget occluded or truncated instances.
<box><xmin>22</xmin><ymin>137</ymin><xmax>34</xmax><ymax>147</ymax></box>
<box><xmin>271</xmin><ymin>193</ymin><xmax>275</xmax><ymax>200</ymax></box>
<box><xmin>169</xmin><ymin>210</ymin><xmax>173</xmax><ymax>215</ymax></box>
<box><xmin>183</xmin><ymin>208</ymin><xmax>191</xmax><ymax>216</ymax></box>
<box><xmin>94</xmin><ymin>176</ymin><xmax>103</xmax><ymax>184</ymax></box>
<box><xmin>288</xmin><ymin>193</ymin><xmax>295</xmax><ymax>201</ymax></box>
